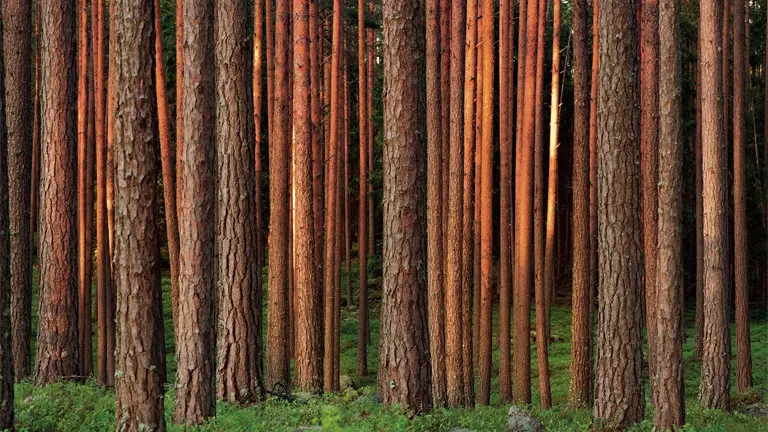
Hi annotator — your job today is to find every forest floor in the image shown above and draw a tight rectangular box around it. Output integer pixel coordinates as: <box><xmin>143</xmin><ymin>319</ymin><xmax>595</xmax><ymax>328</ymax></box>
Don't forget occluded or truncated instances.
<box><xmin>11</xmin><ymin>263</ymin><xmax>768</xmax><ymax>431</ymax></box>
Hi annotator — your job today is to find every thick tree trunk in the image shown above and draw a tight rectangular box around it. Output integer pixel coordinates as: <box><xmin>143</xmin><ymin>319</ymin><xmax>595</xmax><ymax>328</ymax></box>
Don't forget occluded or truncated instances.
<box><xmin>694</xmin><ymin>9</ymin><xmax>704</xmax><ymax>359</ymax></box>
<box><xmin>733</xmin><ymin>0</ymin><xmax>752</xmax><ymax>393</ymax></box>
<box><xmin>266</xmin><ymin>0</ymin><xmax>291</xmax><ymax>393</ymax></box>
<box><xmin>214</xmin><ymin>0</ymin><xmax>267</xmax><ymax>402</ymax></box>
<box><xmin>35</xmin><ymin>0</ymin><xmax>80</xmax><ymax>386</ymax></box>
<box><xmin>593</xmin><ymin>0</ymin><xmax>645</xmax><ymax>427</ymax></box>
<box><xmin>640</xmin><ymin>0</ymin><xmax>660</xmax><ymax>403</ymax></box>
<box><xmin>587</xmin><ymin>3</ymin><xmax>599</xmax><ymax>397</ymax></box>
<box><xmin>112</xmin><ymin>0</ymin><xmax>166</xmax><ymax>426</ymax></box>
<box><xmin>309</xmin><ymin>1</ymin><xmax>323</xmax><ymax>361</ymax></box>
<box><xmin>0</xmin><ymin>12</ymin><xmax>13</xmax><ymax>428</ymax></box>
<box><xmin>253</xmin><ymin>3</ymin><xmax>264</xmax><ymax>347</ymax></box>
<box><xmin>498</xmin><ymin>0</ymin><xmax>513</xmax><ymax>403</ymax></box>
<box><xmin>478</xmin><ymin>0</ymin><xmax>495</xmax><ymax>406</ymax></box>
<box><xmin>653</xmin><ymin>0</ymin><xmax>685</xmax><ymax>427</ymax></box>
<box><xmin>445</xmin><ymin>0</ymin><xmax>466</xmax><ymax>408</ymax></box>
<box><xmin>440</xmin><ymin>0</ymin><xmax>450</xmax><ymax>280</ymax></box>
<box><xmin>569</xmin><ymin>0</ymin><xmax>592</xmax><ymax>409</ymax></box>
<box><xmin>2</xmin><ymin>0</ymin><xmax>33</xmax><ymax>382</ymax></box>
<box><xmin>174</xmin><ymin>0</ymin><xmax>216</xmax><ymax>422</ymax></box>
<box><xmin>460</xmin><ymin>0</ymin><xmax>477</xmax><ymax>408</ymax></box>
<box><xmin>698</xmin><ymin>0</ymin><xmax>731</xmax><ymax>411</ymax></box>
<box><xmin>378</xmin><ymin>0</ymin><xmax>431</xmax><ymax>411</ymax></box>
<box><xmin>425</xmin><ymin>0</ymin><xmax>446</xmax><ymax>408</ymax></box>
<box><xmin>357</xmin><ymin>0</ymin><xmax>369</xmax><ymax>380</ymax></box>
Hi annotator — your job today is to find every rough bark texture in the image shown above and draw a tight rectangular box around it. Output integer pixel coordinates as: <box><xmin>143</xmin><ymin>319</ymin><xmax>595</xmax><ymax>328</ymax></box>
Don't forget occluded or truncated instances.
<box><xmin>3</xmin><ymin>0</ymin><xmax>33</xmax><ymax>382</ymax></box>
<box><xmin>569</xmin><ymin>0</ymin><xmax>592</xmax><ymax>409</ymax></box>
<box><xmin>587</xmin><ymin>3</ymin><xmax>599</xmax><ymax>396</ymax></box>
<box><xmin>112</xmin><ymin>0</ymin><xmax>167</xmax><ymax>427</ymax></box>
<box><xmin>472</xmin><ymin>28</ymin><xmax>482</xmax><ymax>371</ymax></box>
<box><xmin>732</xmin><ymin>0</ymin><xmax>752</xmax><ymax>393</ymax></box>
<box><xmin>460</xmin><ymin>0</ymin><xmax>477</xmax><ymax>408</ymax></box>
<box><xmin>214</xmin><ymin>0</ymin><xmax>267</xmax><ymax>403</ymax></box>
<box><xmin>174</xmin><ymin>0</ymin><xmax>216</xmax><ymax>422</ymax></box>
<box><xmin>698</xmin><ymin>0</ymin><xmax>730</xmax><ymax>411</ymax></box>
<box><xmin>267</xmin><ymin>0</ymin><xmax>291</xmax><ymax>393</ymax></box>
<box><xmin>593</xmin><ymin>0</ymin><xmax>645</xmax><ymax>427</ymax></box>
<box><xmin>0</xmin><ymin>11</ymin><xmax>13</xmax><ymax>428</ymax></box>
<box><xmin>444</xmin><ymin>0</ymin><xmax>466</xmax><ymax>408</ymax></box>
<box><xmin>653</xmin><ymin>0</ymin><xmax>685</xmax><ymax>427</ymax></box>
<box><xmin>498</xmin><ymin>0</ymin><xmax>512</xmax><ymax>403</ymax></box>
<box><xmin>253</xmin><ymin>0</ymin><xmax>265</xmax><ymax>375</ymax></box>
<box><xmin>378</xmin><ymin>0</ymin><xmax>431</xmax><ymax>412</ymax></box>
<box><xmin>694</xmin><ymin>8</ymin><xmax>704</xmax><ymax>360</ymax></box>
<box><xmin>357</xmin><ymin>0</ymin><xmax>369</xmax><ymax>381</ymax></box>
<box><xmin>640</xmin><ymin>0</ymin><xmax>660</xmax><ymax>402</ymax></box>
<box><xmin>35</xmin><ymin>0</ymin><xmax>80</xmax><ymax>386</ymax></box>
<box><xmin>425</xmin><ymin>0</ymin><xmax>447</xmax><ymax>408</ymax></box>
<box><xmin>477</xmin><ymin>0</ymin><xmax>495</xmax><ymax>407</ymax></box>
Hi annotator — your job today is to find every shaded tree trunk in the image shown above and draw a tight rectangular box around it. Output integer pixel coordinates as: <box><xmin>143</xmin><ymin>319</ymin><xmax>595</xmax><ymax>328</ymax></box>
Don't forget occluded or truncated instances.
<box><xmin>698</xmin><ymin>0</ymin><xmax>731</xmax><ymax>411</ymax></box>
<box><xmin>2</xmin><ymin>0</ymin><xmax>33</xmax><ymax>382</ymax></box>
<box><xmin>174</xmin><ymin>0</ymin><xmax>216</xmax><ymax>422</ymax></box>
<box><xmin>593</xmin><ymin>0</ymin><xmax>645</xmax><ymax>427</ymax></box>
<box><xmin>653</xmin><ymin>0</ymin><xmax>685</xmax><ymax>427</ymax></box>
<box><xmin>112</xmin><ymin>0</ymin><xmax>166</xmax><ymax>426</ymax></box>
<box><xmin>309</xmin><ymin>1</ymin><xmax>324</xmax><ymax>363</ymax></box>
<box><xmin>587</xmin><ymin>3</ymin><xmax>599</xmax><ymax>399</ymax></box>
<box><xmin>694</xmin><ymin>8</ymin><xmax>704</xmax><ymax>359</ymax></box>
<box><xmin>35</xmin><ymin>0</ymin><xmax>80</xmax><ymax>386</ymax></box>
<box><xmin>378</xmin><ymin>0</ymin><xmax>431</xmax><ymax>411</ymax></box>
<box><xmin>357</xmin><ymin>0</ymin><xmax>370</xmax><ymax>381</ymax></box>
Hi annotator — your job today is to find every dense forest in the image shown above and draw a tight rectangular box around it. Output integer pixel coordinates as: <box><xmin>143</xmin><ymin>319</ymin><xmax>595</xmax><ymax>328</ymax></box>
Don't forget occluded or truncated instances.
<box><xmin>0</xmin><ymin>0</ymin><xmax>767</xmax><ymax>430</ymax></box>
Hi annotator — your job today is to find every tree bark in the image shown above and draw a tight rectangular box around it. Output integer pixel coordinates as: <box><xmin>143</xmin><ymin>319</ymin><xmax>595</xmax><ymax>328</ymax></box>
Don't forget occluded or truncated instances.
<box><xmin>174</xmin><ymin>0</ymin><xmax>216</xmax><ymax>422</ymax></box>
<box><xmin>593</xmin><ymin>0</ymin><xmax>645</xmax><ymax>426</ymax></box>
<box><xmin>367</xmin><ymin>5</ymin><xmax>375</xmax><ymax>259</ymax></box>
<box><xmin>378</xmin><ymin>0</ymin><xmax>431</xmax><ymax>411</ymax></box>
<box><xmin>698</xmin><ymin>0</ymin><xmax>731</xmax><ymax>411</ymax></box>
<box><xmin>214</xmin><ymin>0</ymin><xmax>267</xmax><ymax>402</ymax></box>
<box><xmin>478</xmin><ymin>0</ymin><xmax>495</xmax><ymax>406</ymax></box>
<box><xmin>3</xmin><ymin>0</ymin><xmax>33</xmax><ymax>382</ymax></box>
<box><xmin>587</xmin><ymin>3</ymin><xmax>599</xmax><ymax>399</ymax></box>
<box><xmin>653</xmin><ymin>0</ymin><xmax>685</xmax><ymax>427</ymax></box>
<box><xmin>733</xmin><ymin>0</ymin><xmax>752</xmax><ymax>393</ymax></box>
<box><xmin>357</xmin><ymin>0</ymin><xmax>369</xmax><ymax>380</ymax></box>
<box><xmin>253</xmin><ymin>3</ymin><xmax>264</xmax><ymax>348</ymax></box>
<box><xmin>425</xmin><ymin>0</ymin><xmax>447</xmax><ymax>408</ymax></box>
<box><xmin>309</xmin><ymin>1</ymin><xmax>323</xmax><ymax>362</ymax></box>
<box><xmin>35</xmin><ymin>0</ymin><xmax>80</xmax><ymax>386</ymax></box>
<box><xmin>694</xmin><ymin>7</ymin><xmax>704</xmax><ymax>360</ymax></box>
<box><xmin>266</xmin><ymin>0</ymin><xmax>291</xmax><ymax>393</ymax></box>
<box><xmin>0</xmin><ymin>11</ymin><xmax>14</xmax><ymax>428</ymax></box>
<box><xmin>112</xmin><ymin>0</ymin><xmax>166</xmax><ymax>426</ymax></box>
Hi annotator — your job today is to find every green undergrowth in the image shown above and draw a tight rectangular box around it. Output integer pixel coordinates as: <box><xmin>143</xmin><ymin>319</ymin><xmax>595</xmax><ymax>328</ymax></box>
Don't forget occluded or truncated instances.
<box><xmin>10</xmin><ymin>264</ymin><xmax>768</xmax><ymax>431</ymax></box>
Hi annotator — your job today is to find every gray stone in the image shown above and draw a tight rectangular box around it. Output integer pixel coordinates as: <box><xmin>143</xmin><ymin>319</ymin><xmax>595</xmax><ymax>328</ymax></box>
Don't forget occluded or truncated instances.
<box><xmin>339</xmin><ymin>374</ymin><xmax>355</xmax><ymax>391</ymax></box>
<box><xmin>743</xmin><ymin>403</ymin><xmax>768</xmax><ymax>418</ymax></box>
<box><xmin>507</xmin><ymin>406</ymin><xmax>545</xmax><ymax>432</ymax></box>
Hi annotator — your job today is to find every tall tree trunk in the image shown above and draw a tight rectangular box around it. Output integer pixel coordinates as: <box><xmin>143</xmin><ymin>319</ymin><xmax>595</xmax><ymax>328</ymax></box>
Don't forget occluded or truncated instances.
<box><xmin>0</xmin><ymin>11</ymin><xmax>13</xmax><ymax>428</ymax></box>
<box><xmin>214</xmin><ymin>0</ymin><xmax>267</xmax><ymax>402</ymax></box>
<box><xmin>76</xmin><ymin>0</ymin><xmax>93</xmax><ymax>378</ymax></box>
<box><xmin>498</xmin><ymin>0</ymin><xmax>513</xmax><ymax>402</ymax></box>
<box><xmin>513</xmin><ymin>0</ymin><xmax>538</xmax><ymax>405</ymax></box>
<box><xmin>698</xmin><ymin>0</ymin><xmax>730</xmax><ymax>411</ymax></box>
<box><xmin>3</xmin><ymin>0</ymin><xmax>33</xmax><ymax>382</ymax></box>
<box><xmin>472</xmin><ymin>26</ymin><xmax>482</xmax><ymax>369</ymax></box>
<box><xmin>106</xmin><ymin>1</ymin><xmax>117</xmax><ymax>383</ymax></box>
<box><xmin>154</xmin><ymin>0</ymin><xmax>179</xmax><ymax>331</ymax></box>
<box><xmin>694</xmin><ymin>7</ymin><xmax>704</xmax><ymax>359</ymax></box>
<box><xmin>174</xmin><ymin>0</ymin><xmax>216</xmax><ymax>422</ymax></box>
<box><xmin>378</xmin><ymin>0</ymin><xmax>431</xmax><ymax>411</ymax></box>
<box><xmin>461</xmin><ymin>0</ymin><xmax>477</xmax><ymax>407</ymax></box>
<box><xmin>440</xmin><ymin>0</ymin><xmax>450</xmax><ymax>280</ymax></box>
<box><xmin>31</xmin><ymin>6</ymin><xmax>40</xmax><ymax>260</ymax></box>
<box><xmin>733</xmin><ymin>0</ymin><xmax>752</xmax><ymax>393</ymax></box>
<box><xmin>267</xmin><ymin>0</ymin><xmax>291</xmax><ymax>393</ymax></box>
<box><xmin>309</xmin><ymin>1</ymin><xmax>324</xmax><ymax>359</ymax></box>
<box><xmin>653</xmin><ymin>0</ymin><xmax>685</xmax><ymax>427</ymax></box>
<box><xmin>357</xmin><ymin>0</ymin><xmax>370</xmax><ymax>381</ymax></box>
<box><xmin>587</xmin><ymin>3</ymin><xmax>599</xmax><ymax>398</ymax></box>
<box><xmin>593</xmin><ymin>0</ymin><xmax>645</xmax><ymax>427</ymax></box>
<box><xmin>112</xmin><ymin>0</ymin><xmax>166</xmax><ymax>426</ymax></box>
<box><xmin>640</xmin><ymin>0</ymin><xmax>660</xmax><ymax>404</ymax></box>
<box><xmin>569</xmin><ymin>0</ymin><xmax>592</xmax><ymax>409</ymax></box>
<box><xmin>425</xmin><ymin>0</ymin><xmax>447</xmax><ymax>408</ymax></box>
<box><xmin>445</xmin><ymin>0</ymin><xmax>466</xmax><ymax>408</ymax></box>
<box><xmin>253</xmin><ymin>3</ymin><xmax>264</xmax><ymax>352</ymax></box>
<box><xmin>35</xmin><ymin>0</ymin><xmax>80</xmax><ymax>385</ymax></box>
<box><xmin>478</xmin><ymin>0</ymin><xmax>495</xmax><ymax>406</ymax></box>
<box><xmin>367</xmin><ymin>3</ymin><xmax>375</xmax><ymax>262</ymax></box>
<box><xmin>94</xmin><ymin>0</ymin><xmax>113</xmax><ymax>387</ymax></box>
<box><xmin>323</xmin><ymin>0</ymin><xmax>342</xmax><ymax>392</ymax></box>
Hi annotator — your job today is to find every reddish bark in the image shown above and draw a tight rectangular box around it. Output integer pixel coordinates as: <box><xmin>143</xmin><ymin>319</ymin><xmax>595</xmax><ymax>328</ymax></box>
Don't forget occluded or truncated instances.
<box><xmin>0</xmin><ymin>10</ymin><xmax>13</xmax><ymax>428</ymax></box>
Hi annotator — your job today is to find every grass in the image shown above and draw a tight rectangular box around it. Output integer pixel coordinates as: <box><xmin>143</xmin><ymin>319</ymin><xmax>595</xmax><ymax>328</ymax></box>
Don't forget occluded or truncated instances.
<box><xmin>11</xmin><ymin>263</ymin><xmax>768</xmax><ymax>431</ymax></box>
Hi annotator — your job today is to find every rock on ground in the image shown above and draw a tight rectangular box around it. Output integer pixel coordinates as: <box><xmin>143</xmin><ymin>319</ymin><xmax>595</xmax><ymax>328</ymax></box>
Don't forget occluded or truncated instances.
<box><xmin>507</xmin><ymin>406</ymin><xmax>546</xmax><ymax>432</ymax></box>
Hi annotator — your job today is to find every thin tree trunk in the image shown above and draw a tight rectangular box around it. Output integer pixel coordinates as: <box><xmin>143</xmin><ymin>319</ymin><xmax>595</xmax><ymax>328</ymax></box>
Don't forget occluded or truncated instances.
<box><xmin>654</xmin><ymin>0</ymin><xmax>685</xmax><ymax>426</ymax></box>
<box><xmin>35</xmin><ymin>0</ymin><xmax>80</xmax><ymax>386</ymax></box>
<box><xmin>478</xmin><ymin>0</ymin><xmax>495</xmax><ymax>406</ymax></box>
<box><xmin>378</xmin><ymin>0</ymin><xmax>431</xmax><ymax>411</ymax></box>
<box><xmin>698</xmin><ymin>0</ymin><xmax>731</xmax><ymax>411</ymax></box>
<box><xmin>593</xmin><ymin>0</ymin><xmax>645</xmax><ymax>426</ymax></box>
<box><xmin>3</xmin><ymin>0</ymin><xmax>33</xmax><ymax>382</ymax></box>
<box><xmin>112</xmin><ymin>0</ymin><xmax>166</xmax><ymax>426</ymax></box>
<box><xmin>357</xmin><ymin>0</ymin><xmax>370</xmax><ymax>381</ymax></box>
<box><xmin>498</xmin><ymin>0</ymin><xmax>513</xmax><ymax>402</ymax></box>
<box><xmin>440</xmin><ymin>0</ymin><xmax>450</xmax><ymax>282</ymax></box>
<box><xmin>694</xmin><ymin>6</ymin><xmax>704</xmax><ymax>360</ymax></box>
<box><xmin>174</xmin><ymin>0</ymin><xmax>216</xmax><ymax>422</ymax></box>
<box><xmin>367</xmin><ymin>11</ymin><xmax>375</xmax><ymax>259</ymax></box>
<box><xmin>472</xmin><ymin>26</ymin><xmax>482</xmax><ymax>370</ymax></box>
<box><xmin>31</xmin><ymin>6</ymin><xmax>41</xmax><ymax>255</ymax></box>
<box><xmin>309</xmin><ymin>1</ymin><xmax>324</xmax><ymax>358</ymax></box>
<box><xmin>254</xmin><ymin>3</ymin><xmax>264</xmax><ymax>348</ymax></box>
<box><xmin>426</xmin><ymin>0</ymin><xmax>447</xmax><ymax>408</ymax></box>
<box><xmin>587</xmin><ymin>3</ymin><xmax>599</xmax><ymax>404</ymax></box>
<box><xmin>0</xmin><ymin>11</ymin><xmax>13</xmax><ymax>428</ymax></box>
